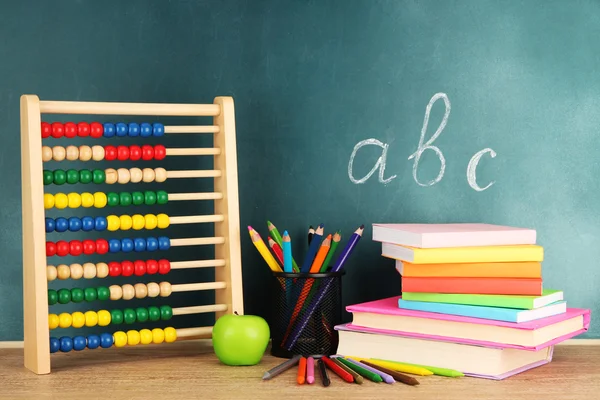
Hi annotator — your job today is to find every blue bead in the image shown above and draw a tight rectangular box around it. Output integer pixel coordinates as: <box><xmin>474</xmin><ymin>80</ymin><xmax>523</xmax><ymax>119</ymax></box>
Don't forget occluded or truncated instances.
<box><xmin>59</xmin><ymin>336</ymin><xmax>73</xmax><ymax>352</ymax></box>
<box><xmin>100</xmin><ymin>333</ymin><xmax>113</xmax><ymax>348</ymax></box>
<box><xmin>140</xmin><ymin>123</ymin><xmax>152</xmax><ymax>137</ymax></box>
<box><xmin>45</xmin><ymin>218</ymin><xmax>55</xmax><ymax>233</ymax></box>
<box><xmin>95</xmin><ymin>216</ymin><xmax>107</xmax><ymax>231</ymax></box>
<box><xmin>116</xmin><ymin>123</ymin><xmax>128</xmax><ymax>137</ymax></box>
<box><xmin>81</xmin><ymin>216</ymin><xmax>95</xmax><ymax>231</ymax></box>
<box><xmin>73</xmin><ymin>336</ymin><xmax>86</xmax><ymax>351</ymax></box>
<box><xmin>153</xmin><ymin>123</ymin><xmax>165</xmax><ymax>137</ymax></box>
<box><xmin>50</xmin><ymin>337</ymin><xmax>60</xmax><ymax>353</ymax></box>
<box><xmin>158</xmin><ymin>236</ymin><xmax>170</xmax><ymax>251</ymax></box>
<box><xmin>121</xmin><ymin>238</ymin><xmax>134</xmax><ymax>252</ymax></box>
<box><xmin>103</xmin><ymin>123</ymin><xmax>116</xmax><ymax>138</ymax></box>
<box><xmin>68</xmin><ymin>217</ymin><xmax>82</xmax><ymax>232</ymax></box>
<box><xmin>87</xmin><ymin>334</ymin><xmax>100</xmax><ymax>350</ymax></box>
<box><xmin>128</xmin><ymin>123</ymin><xmax>140</xmax><ymax>136</ymax></box>
<box><xmin>146</xmin><ymin>237</ymin><xmax>158</xmax><ymax>252</ymax></box>
<box><xmin>55</xmin><ymin>217</ymin><xmax>69</xmax><ymax>233</ymax></box>
<box><xmin>109</xmin><ymin>239</ymin><xmax>121</xmax><ymax>253</ymax></box>
<box><xmin>134</xmin><ymin>237</ymin><xmax>146</xmax><ymax>252</ymax></box>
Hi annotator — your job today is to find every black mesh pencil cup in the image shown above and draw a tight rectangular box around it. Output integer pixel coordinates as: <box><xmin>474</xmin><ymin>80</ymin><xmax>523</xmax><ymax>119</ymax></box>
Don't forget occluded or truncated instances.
<box><xmin>270</xmin><ymin>270</ymin><xmax>344</xmax><ymax>358</ymax></box>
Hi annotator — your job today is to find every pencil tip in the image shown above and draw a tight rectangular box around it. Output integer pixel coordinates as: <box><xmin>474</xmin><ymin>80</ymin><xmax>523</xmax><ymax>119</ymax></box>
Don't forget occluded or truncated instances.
<box><xmin>247</xmin><ymin>226</ymin><xmax>253</xmax><ymax>231</ymax></box>
<box><xmin>359</xmin><ymin>224</ymin><xmax>364</xmax><ymax>229</ymax></box>
<box><xmin>283</xmin><ymin>230</ymin><xmax>288</xmax><ymax>235</ymax></box>
<box><xmin>309</xmin><ymin>225</ymin><xmax>314</xmax><ymax>229</ymax></box>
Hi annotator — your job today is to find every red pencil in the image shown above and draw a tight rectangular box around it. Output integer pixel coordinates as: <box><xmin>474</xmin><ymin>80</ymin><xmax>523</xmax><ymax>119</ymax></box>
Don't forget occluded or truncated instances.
<box><xmin>322</xmin><ymin>356</ymin><xmax>354</xmax><ymax>383</ymax></box>
<box><xmin>268</xmin><ymin>236</ymin><xmax>284</xmax><ymax>266</ymax></box>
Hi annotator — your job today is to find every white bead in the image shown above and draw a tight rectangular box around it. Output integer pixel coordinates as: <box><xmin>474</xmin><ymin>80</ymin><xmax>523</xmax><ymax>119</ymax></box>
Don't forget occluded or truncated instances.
<box><xmin>105</xmin><ymin>168</ymin><xmax>118</xmax><ymax>184</ymax></box>
<box><xmin>52</xmin><ymin>146</ymin><xmax>66</xmax><ymax>161</ymax></box>
<box><xmin>46</xmin><ymin>265</ymin><xmax>57</xmax><ymax>281</ymax></box>
<box><xmin>142</xmin><ymin>168</ymin><xmax>155</xmax><ymax>182</ymax></box>
<box><xmin>96</xmin><ymin>262</ymin><xmax>109</xmax><ymax>278</ymax></box>
<box><xmin>70</xmin><ymin>263</ymin><xmax>83</xmax><ymax>280</ymax></box>
<box><xmin>65</xmin><ymin>145</ymin><xmax>79</xmax><ymax>161</ymax></box>
<box><xmin>42</xmin><ymin>146</ymin><xmax>53</xmax><ymax>162</ymax></box>
<box><xmin>117</xmin><ymin>168</ymin><xmax>130</xmax><ymax>184</ymax></box>
<box><xmin>129</xmin><ymin>168</ymin><xmax>143</xmax><ymax>183</ymax></box>
<box><xmin>147</xmin><ymin>282</ymin><xmax>160</xmax><ymax>297</ymax></box>
<box><xmin>159</xmin><ymin>281</ymin><xmax>172</xmax><ymax>297</ymax></box>
<box><xmin>92</xmin><ymin>145</ymin><xmax>105</xmax><ymax>161</ymax></box>
<box><xmin>79</xmin><ymin>145</ymin><xmax>92</xmax><ymax>161</ymax></box>
<box><xmin>154</xmin><ymin>168</ymin><xmax>167</xmax><ymax>183</ymax></box>
<box><xmin>83</xmin><ymin>263</ymin><xmax>96</xmax><ymax>279</ymax></box>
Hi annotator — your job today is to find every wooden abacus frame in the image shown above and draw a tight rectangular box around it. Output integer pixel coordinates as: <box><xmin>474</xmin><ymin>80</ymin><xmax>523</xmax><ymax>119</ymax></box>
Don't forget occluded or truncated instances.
<box><xmin>20</xmin><ymin>95</ymin><xmax>244</xmax><ymax>374</ymax></box>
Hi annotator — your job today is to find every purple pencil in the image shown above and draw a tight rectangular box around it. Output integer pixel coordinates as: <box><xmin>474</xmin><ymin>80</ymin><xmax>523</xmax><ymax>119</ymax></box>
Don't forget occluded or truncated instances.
<box><xmin>342</xmin><ymin>357</ymin><xmax>395</xmax><ymax>384</ymax></box>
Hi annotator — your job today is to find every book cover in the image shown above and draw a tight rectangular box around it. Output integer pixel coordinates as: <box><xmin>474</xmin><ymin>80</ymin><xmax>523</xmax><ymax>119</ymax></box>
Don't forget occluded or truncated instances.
<box><xmin>401</xmin><ymin>276</ymin><xmax>544</xmax><ymax>296</ymax></box>
<box><xmin>396</xmin><ymin>260</ymin><xmax>542</xmax><ymax>278</ymax></box>
<box><xmin>401</xmin><ymin>289</ymin><xmax>564</xmax><ymax>309</ymax></box>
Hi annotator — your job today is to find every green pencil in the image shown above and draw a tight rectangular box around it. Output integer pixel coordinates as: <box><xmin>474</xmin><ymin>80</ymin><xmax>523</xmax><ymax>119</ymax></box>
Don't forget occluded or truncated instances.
<box><xmin>320</xmin><ymin>230</ymin><xmax>341</xmax><ymax>272</ymax></box>
<box><xmin>373</xmin><ymin>358</ymin><xmax>464</xmax><ymax>377</ymax></box>
<box><xmin>267</xmin><ymin>220</ymin><xmax>299</xmax><ymax>272</ymax></box>
<box><xmin>336</xmin><ymin>357</ymin><xmax>382</xmax><ymax>383</ymax></box>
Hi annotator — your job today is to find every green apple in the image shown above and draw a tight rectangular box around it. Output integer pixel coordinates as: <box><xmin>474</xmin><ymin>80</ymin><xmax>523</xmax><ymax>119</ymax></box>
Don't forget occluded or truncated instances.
<box><xmin>212</xmin><ymin>312</ymin><xmax>270</xmax><ymax>366</ymax></box>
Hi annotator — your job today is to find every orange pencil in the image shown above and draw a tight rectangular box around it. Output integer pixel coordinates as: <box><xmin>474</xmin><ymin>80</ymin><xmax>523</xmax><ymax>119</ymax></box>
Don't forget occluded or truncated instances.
<box><xmin>268</xmin><ymin>236</ymin><xmax>284</xmax><ymax>266</ymax></box>
<box><xmin>297</xmin><ymin>356</ymin><xmax>307</xmax><ymax>384</ymax></box>
<box><xmin>309</xmin><ymin>234</ymin><xmax>332</xmax><ymax>273</ymax></box>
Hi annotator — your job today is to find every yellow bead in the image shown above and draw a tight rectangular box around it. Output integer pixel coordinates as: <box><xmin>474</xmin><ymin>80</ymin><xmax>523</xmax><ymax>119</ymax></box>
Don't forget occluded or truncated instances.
<box><xmin>84</xmin><ymin>311</ymin><xmax>98</xmax><ymax>327</ymax></box>
<box><xmin>131</xmin><ymin>214</ymin><xmax>145</xmax><ymax>230</ymax></box>
<box><xmin>127</xmin><ymin>330</ymin><xmax>141</xmax><ymax>346</ymax></box>
<box><xmin>43</xmin><ymin>193</ymin><xmax>54</xmax><ymax>209</ymax></box>
<box><xmin>71</xmin><ymin>311</ymin><xmax>85</xmax><ymax>328</ymax></box>
<box><xmin>144</xmin><ymin>214</ymin><xmax>158</xmax><ymax>230</ymax></box>
<box><xmin>106</xmin><ymin>215</ymin><xmax>120</xmax><ymax>231</ymax></box>
<box><xmin>97</xmin><ymin>310</ymin><xmax>111</xmax><ymax>327</ymax></box>
<box><xmin>54</xmin><ymin>193</ymin><xmax>68</xmax><ymax>209</ymax></box>
<box><xmin>140</xmin><ymin>329</ymin><xmax>153</xmax><ymax>345</ymax></box>
<box><xmin>114</xmin><ymin>331</ymin><xmax>127</xmax><ymax>347</ymax></box>
<box><xmin>164</xmin><ymin>327</ymin><xmax>177</xmax><ymax>343</ymax></box>
<box><xmin>67</xmin><ymin>193</ymin><xmax>81</xmax><ymax>208</ymax></box>
<box><xmin>157</xmin><ymin>213</ymin><xmax>170</xmax><ymax>229</ymax></box>
<box><xmin>81</xmin><ymin>192</ymin><xmax>94</xmax><ymax>208</ymax></box>
<box><xmin>152</xmin><ymin>328</ymin><xmax>165</xmax><ymax>344</ymax></box>
<box><xmin>119</xmin><ymin>215</ymin><xmax>133</xmax><ymax>231</ymax></box>
<box><xmin>48</xmin><ymin>314</ymin><xmax>59</xmax><ymax>330</ymax></box>
<box><xmin>93</xmin><ymin>192</ymin><xmax>107</xmax><ymax>208</ymax></box>
<box><xmin>58</xmin><ymin>312</ymin><xmax>72</xmax><ymax>329</ymax></box>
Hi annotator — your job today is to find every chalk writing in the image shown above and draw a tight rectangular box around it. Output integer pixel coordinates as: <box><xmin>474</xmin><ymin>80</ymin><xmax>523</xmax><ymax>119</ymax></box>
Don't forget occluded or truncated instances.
<box><xmin>348</xmin><ymin>138</ymin><xmax>397</xmax><ymax>184</ymax></box>
<box><xmin>467</xmin><ymin>148</ymin><xmax>496</xmax><ymax>191</ymax></box>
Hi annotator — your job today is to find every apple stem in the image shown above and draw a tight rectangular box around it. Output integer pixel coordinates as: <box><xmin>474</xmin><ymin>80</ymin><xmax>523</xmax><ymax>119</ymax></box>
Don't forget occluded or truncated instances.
<box><xmin>234</xmin><ymin>311</ymin><xmax>239</xmax><ymax>315</ymax></box>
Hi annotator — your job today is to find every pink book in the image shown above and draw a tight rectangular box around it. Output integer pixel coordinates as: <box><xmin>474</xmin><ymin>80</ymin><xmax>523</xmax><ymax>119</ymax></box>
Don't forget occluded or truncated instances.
<box><xmin>372</xmin><ymin>223</ymin><xmax>537</xmax><ymax>248</ymax></box>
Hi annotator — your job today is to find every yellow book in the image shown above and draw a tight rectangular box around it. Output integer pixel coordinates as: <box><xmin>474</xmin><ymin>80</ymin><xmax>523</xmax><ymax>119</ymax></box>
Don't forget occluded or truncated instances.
<box><xmin>381</xmin><ymin>244</ymin><xmax>543</xmax><ymax>264</ymax></box>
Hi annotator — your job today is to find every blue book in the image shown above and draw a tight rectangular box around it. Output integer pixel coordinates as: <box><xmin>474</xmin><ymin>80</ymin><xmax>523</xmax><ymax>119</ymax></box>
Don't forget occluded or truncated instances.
<box><xmin>397</xmin><ymin>298</ymin><xmax>567</xmax><ymax>323</ymax></box>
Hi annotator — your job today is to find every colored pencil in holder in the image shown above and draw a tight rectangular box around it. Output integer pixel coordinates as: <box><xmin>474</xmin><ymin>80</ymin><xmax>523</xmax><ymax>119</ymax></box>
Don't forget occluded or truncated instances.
<box><xmin>268</xmin><ymin>220</ymin><xmax>299</xmax><ymax>272</ymax></box>
<box><xmin>300</xmin><ymin>224</ymin><xmax>323</xmax><ymax>272</ymax></box>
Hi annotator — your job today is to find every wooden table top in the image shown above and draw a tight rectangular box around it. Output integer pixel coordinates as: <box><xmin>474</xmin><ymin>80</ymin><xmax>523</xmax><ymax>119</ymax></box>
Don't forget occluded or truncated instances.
<box><xmin>1</xmin><ymin>342</ymin><xmax>599</xmax><ymax>399</ymax></box>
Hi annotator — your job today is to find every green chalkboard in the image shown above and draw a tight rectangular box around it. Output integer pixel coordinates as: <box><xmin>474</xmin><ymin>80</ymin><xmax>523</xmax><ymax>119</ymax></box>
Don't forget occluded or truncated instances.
<box><xmin>0</xmin><ymin>0</ymin><xmax>598</xmax><ymax>341</ymax></box>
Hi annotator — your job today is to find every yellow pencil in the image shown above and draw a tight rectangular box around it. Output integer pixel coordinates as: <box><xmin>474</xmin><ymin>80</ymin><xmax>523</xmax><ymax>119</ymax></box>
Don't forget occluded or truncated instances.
<box><xmin>248</xmin><ymin>226</ymin><xmax>282</xmax><ymax>272</ymax></box>
<box><xmin>346</xmin><ymin>357</ymin><xmax>433</xmax><ymax>376</ymax></box>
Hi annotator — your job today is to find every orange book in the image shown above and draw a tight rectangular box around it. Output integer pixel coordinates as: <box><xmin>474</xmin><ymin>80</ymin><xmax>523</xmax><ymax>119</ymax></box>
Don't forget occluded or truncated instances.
<box><xmin>401</xmin><ymin>277</ymin><xmax>543</xmax><ymax>296</ymax></box>
<box><xmin>396</xmin><ymin>260</ymin><xmax>542</xmax><ymax>278</ymax></box>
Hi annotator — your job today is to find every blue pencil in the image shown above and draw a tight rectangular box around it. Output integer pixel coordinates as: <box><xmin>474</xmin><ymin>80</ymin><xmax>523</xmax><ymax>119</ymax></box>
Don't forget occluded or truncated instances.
<box><xmin>300</xmin><ymin>224</ymin><xmax>324</xmax><ymax>273</ymax></box>
<box><xmin>282</xmin><ymin>231</ymin><xmax>293</xmax><ymax>273</ymax></box>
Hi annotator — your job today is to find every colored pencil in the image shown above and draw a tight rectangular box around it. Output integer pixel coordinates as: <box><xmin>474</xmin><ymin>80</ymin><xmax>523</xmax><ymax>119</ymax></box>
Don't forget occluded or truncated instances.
<box><xmin>359</xmin><ymin>360</ymin><xmax>420</xmax><ymax>386</ymax></box>
<box><xmin>297</xmin><ymin>356</ymin><xmax>306</xmax><ymax>384</ymax></box>
<box><xmin>318</xmin><ymin>358</ymin><xmax>330</xmax><ymax>387</ymax></box>
<box><xmin>331</xmin><ymin>357</ymin><xmax>363</xmax><ymax>384</ymax></box>
<box><xmin>320</xmin><ymin>231</ymin><xmax>341</xmax><ymax>272</ymax></box>
<box><xmin>372</xmin><ymin>358</ymin><xmax>463</xmax><ymax>377</ymax></box>
<box><xmin>306</xmin><ymin>357</ymin><xmax>315</xmax><ymax>384</ymax></box>
<box><xmin>268</xmin><ymin>221</ymin><xmax>299</xmax><ymax>272</ymax></box>
<box><xmin>331</xmin><ymin>225</ymin><xmax>364</xmax><ymax>272</ymax></box>
<box><xmin>300</xmin><ymin>224</ymin><xmax>324</xmax><ymax>272</ymax></box>
<box><xmin>262</xmin><ymin>355</ymin><xmax>301</xmax><ymax>380</ymax></box>
<box><xmin>267</xmin><ymin>236</ymin><xmax>284</xmax><ymax>266</ymax></box>
<box><xmin>282</xmin><ymin>231</ymin><xmax>293</xmax><ymax>273</ymax></box>
<box><xmin>349</xmin><ymin>358</ymin><xmax>433</xmax><ymax>376</ymax></box>
<box><xmin>322</xmin><ymin>356</ymin><xmax>354</xmax><ymax>383</ymax></box>
<box><xmin>341</xmin><ymin>357</ymin><xmax>391</xmax><ymax>383</ymax></box>
<box><xmin>309</xmin><ymin>234</ymin><xmax>331</xmax><ymax>272</ymax></box>
<box><xmin>248</xmin><ymin>226</ymin><xmax>282</xmax><ymax>272</ymax></box>
<box><xmin>308</xmin><ymin>225</ymin><xmax>315</xmax><ymax>245</ymax></box>
<box><xmin>336</xmin><ymin>357</ymin><xmax>383</xmax><ymax>383</ymax></box>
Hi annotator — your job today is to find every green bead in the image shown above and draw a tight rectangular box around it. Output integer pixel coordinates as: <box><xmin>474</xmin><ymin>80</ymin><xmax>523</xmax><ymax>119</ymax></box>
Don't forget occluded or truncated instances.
<box><xmin>92</xmin><ymin>169</ymin><xmax>105</xmax><ymax>184</ymax></box>
<box><xmin>70</xmin><ymin>288</ymin><xmax>84</xmax><ymax>303</ymax></box>
<box><xmin>97</xmin><ymin>286</ymin><xmax>110</xmax><ymax>301</ymax></box>
<box><xmin>57</xmin><ymin>288</ymin><xmax>71</xmax><ymax>304</ymax></box>
<box><xmin>48</xmin><ymin>289</ymin><xmax>58</xmax><ymax>305</ymax></box>
<box><xmin>66</xmin><ymin>169</ymin><xmax>79</xmax><ymax>184</ymax></box>
<box><xmin>43</xmin><ymin>171</ymin><xmax>53</xmax><ymax>185</ymax></box>
<box><xmin>132</xmin><ymin>191</ymin><xmax>144</xmax><ymax>205</ymax></box>
<box><xmin>156</xmin><ymin>190</ymin><xmax>168</xmax><ymax>205</ymax></box>
<box><xmin>110</xmin><ymin>309</ymin><xmax>124</xmax><ymax>325</ymax></box>
<box><xmin>136</xmin><ymin>307</ymin><xmax>149</xmax><ymax>323</ymax></box>
<box><xmin>160</xmin><ymin>305</ymin><xmax>173</xmax><ymax>320</ymax></box>
<box><xmin>147</xmin><ymin>306</ymin><xmax>161</xmax><ymax>321</ymax></box>
<box><xmin>79</xmin><ymin>169</ymin><xmax>92</xmax><ymax>184</ymax></box>
<box><xmin>144</xmin><ymin>191</ymin><xmax>157</xmax><ymax>205</ymax></box>
<box><xmin>53</xmin><ymin>170</ymin><xmax>66</xmax><ymax>185</ymax></box>
<box><xmin>107</xmin><ymin>192</ymin><xmax>120</xmax><ymax>206</ymax></box>
<box><xmin>119</xmin><ymin>192</ymin><xmax>132</xmax><ymax>206</ymax></box>
<box><xmin>84</xmin><ymin>287</ymin><xmax>97</xmax><ymax>302</ymax></box>
<box><xmin>123</xmin><ymin>308</ymin><xmax>136</xmax><ymax>324</ymax></box>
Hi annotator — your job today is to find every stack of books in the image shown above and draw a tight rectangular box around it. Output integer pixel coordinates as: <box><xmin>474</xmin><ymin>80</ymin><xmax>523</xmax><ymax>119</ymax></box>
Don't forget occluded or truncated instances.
<box><xmin>334</xmin><ymin>223</ymin><xmax>591</xmax><ymax>379</ymax></box>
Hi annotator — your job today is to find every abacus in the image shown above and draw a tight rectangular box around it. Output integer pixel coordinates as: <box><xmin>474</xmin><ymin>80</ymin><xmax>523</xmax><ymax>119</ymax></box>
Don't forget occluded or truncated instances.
<box><xmin>20</xmin><ymin>95</ymin><xmax>243</xmax><ymax>374</ymax></box>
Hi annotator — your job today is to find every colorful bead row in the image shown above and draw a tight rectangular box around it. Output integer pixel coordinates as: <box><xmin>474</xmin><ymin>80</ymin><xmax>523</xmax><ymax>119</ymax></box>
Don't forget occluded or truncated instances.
<box><xmin>47</xmin><ymin>262</ymin><xmax>109</xmax><ymax>281</ymax></box>
<box><xmin>49</xmin><ymin>305</ymin><xmax>173</xmax><ymax>330</ymax></box>
<box><xmin>45</xmin><ymin>236</ymin><xmax>171</xmax><ymax>257</ymax></box>
<box><xmin>108</xmin><ymin>282</ymin><xmax>172</xmax><ymax>301</ymax></box>
<box><xmin>43</xmin><ymin>167</ymin><xmax>167</xmax><ymax>185</ymax></box>
<box><xmin>107</xmin><ymin>259</ymin><xmax>171</xmax><ymax>277</ymax></box>
<box><xmin>42</xmin><ymin>122</ymin><xmax>165</xmax><ymax>139</ymax></box>
<box><xmin>42</xmin><ymin>144</ymin><xmax>167</xmax><ymax>162</ymax></box>
<box><xmin>42</xmin><ymin>145</ymin><xmax>105</xmax><ymax>162</ymax></box>
<box><xmin>45</xmin><ymin>214</ymin><xmax>170</xmax><ymax>233</ymax></box>
<box><xmin>43</xmin><ymin>190</ymin><xmax>168</xmax><ymax>210</ymax></box>
<box><xmin>48</xmin><ymin>286</ymin><xmax>110</xmax><ymax>305</ymax></box>
<box><xmin>49</xmin><ymin>327</ymin><xmax>176</xmax><ymax>353</ymax></box>
<box><xmin>45</xmin><ymin>216</ymin><xmax>107</xmax><ymax>232</ymax></box>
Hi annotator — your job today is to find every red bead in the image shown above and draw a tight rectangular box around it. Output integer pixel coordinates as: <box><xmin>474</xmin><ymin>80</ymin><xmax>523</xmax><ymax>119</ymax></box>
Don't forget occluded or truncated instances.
<box><xmin>104</xmin><ymin>145</ymin><xmax>117</xmax><ymax>161</ymax></box>
<box><xmin>154</xmin><ymin>145</ymin><xmax>166</xmax><ymax>160</ymax></box>
<box><xmin>51</xmin><ymin>122</ymin><xmax>64</xmax><ymax>138</ymax></box>
<box><xmin>146</xmin><ymin>259</ymin><xmax>159</xmax><ymax>275</ymax></box>
<box><xmin>82</xmin><ymin>239</ymin><xmax>96</xmax><ymax>255</ymax></box>
<box><xmin>77</xmin><ymin>122</ymin><xmax>90</xmax><ymax>137</ymax></box>
<box><xmin>90</xmin><ymin>122</ymin><xmax>103</xmax><ymax>138</ymax></box>
<box><xmin>129</xmin><ymin>145</ymin><xmax>142</xmax><ymax>161</ymax></box>
<box><xmin>41</xmin><ymin>122</ymin><xmax>52</xmax><ymax>138</ymax></box>
<box><xmin>134</xmin><ymin>260</ymin><xmax>146</xmax><ymax>276</ymax></box>
<box><xmin>141</xmin><ymin>145</ymin><xmax>154</xmax><ymax>160</ymax></box>
<box><xmin>56</xmin><ymin>241</ymin><xmax>70</xmax><ymax>257</ymax></box>
<box><xmin>158</xmin><ymin>259</ymin><xmax>170</xmax><ymax>275</ymax></box>
<box><xmin>64</xmin><ymin>122</ymin><xmax>77</xmax><ymax>138</ymax></box>
<box><xmin>117</xmin><ymin>145</ymin><xmax>130</xmax><ymax>161</ymax></box>
<box><xmin>121</xmin><ymin>261</ymin><xmax>134</xmax><ymax>277</ymax></box>
<box><xmin>96</xmin><ymin>239</ymin><xmax>109</xmax><ymax>254</ymax></box>
<box><xmin>46</xmin><ymin>242</ymin><xmax>57</xmax><ymax>257</ymax></box>
<box><xmin>108</xmin><ymin>261</ymin><xmax>122</xmax><ymax>277</ymax></box>
<box><xmin>69</xmin><ymin>240</ymin><xmax>83</xmax><ymax>256</ymax></box>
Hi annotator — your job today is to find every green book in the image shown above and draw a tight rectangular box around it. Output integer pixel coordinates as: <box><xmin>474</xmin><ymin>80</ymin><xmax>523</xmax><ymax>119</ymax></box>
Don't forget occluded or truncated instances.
<box><xmin>401</xmin><ymin>289</ymin><xmax>563</xmax><ymax>310</ymax></box>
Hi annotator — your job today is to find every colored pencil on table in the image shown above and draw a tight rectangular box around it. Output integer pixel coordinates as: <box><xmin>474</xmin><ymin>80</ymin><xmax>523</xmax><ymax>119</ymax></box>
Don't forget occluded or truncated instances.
<box><xmin>300</xmin><ymin>224</ymin><xmax>324</xmax><ymax>272</ymax></box>
<box><xmin>359</xmin><ymin>360</ymin><xmax>420</xmax><ymax>386</ymax></box>
<box><xmin>306</xmin><ymin>357</ymin><xmax>315</xmax><ymax>384</ymax></box>
<box><xmin>267</xmin><ymin>236</ymin><xmax>284</xmax><ymax>266</ymax></box>
<box><xmin>320</xmin><ymin>231</ymin><xmax>341</xmax><ymax>272</ymax></box>
<box><xmin>336</xmin><ymin>357</ymin><xmax>383</xmax><ymax>383</ymax></box>
<box><xmin>262</xmin><ymin>355</ymin><xmax>301</xmax><ymax>380</ymax></box>
<box><xmin>282</xmin><ymin>231</ymin><xmax>293</xmax><ymax>273</ymax></box>
<box><xmin>349</xmin><ymin>358</ymin><xmax>433</xmax><ymax>376</ymax></box>
<box><xmin>308</xmin><ymin>225</ymin><xmax>315</xmax><ymax>245</ymax></box>
<box><xmin>268</xmin><ymin>221</ymin><xmax>299</xmax><ymax>272</ymax></box>
<box><xmin>318</xmin><ymin>359</ymin><xmax>330</xmax><ymax>387</ymax></box>
<box><xmin>331</xmin><ymin>357</ymin><xmax>363</xmax><ymax>384</ymax></box>
<box><xmin>248</xmin><ymin>226</ymin><xmax>282</xmax><ymax>272</ymax></box>
<box><xmin>297</xmin><ymin>356</ymin><xmax>307</xmax><ymax>384</ymax></box>
<box><xmin>341</xmin><ymin>357</ymin><xmax>391</xmax><ymax>383</ymax></box>
<box><xmin>372</xmin><ymin>358</ymin><xmax>463</xmax><ymax>377</ymax></box>
<box><xmin>322</xmin><ymin>356</ymin><xmax>354</xmax><ymax>383</ymax></box>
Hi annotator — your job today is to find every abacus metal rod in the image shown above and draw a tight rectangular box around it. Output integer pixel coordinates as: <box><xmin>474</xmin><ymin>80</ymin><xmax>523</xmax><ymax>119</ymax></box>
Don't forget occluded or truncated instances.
<box><xmin>39</xmin><ymin>101</ymin><xmax>221</xmax><ymax>116</ymax></box>
<box><xmin>172</xmin><ymin>304</ymin><xmax>228</xmax><ymax>315</ymax></box>
<box><xmin>168</xmin><ymin>192</ymin><xmax>223</xmax><ymax>201</ymax></box>
<box><xmin>164</xmin><ymin>125</ymin><xmax>220</xmax><ymax>134</ymax></box>
<box><xmin>172</xmin><ymin>282</ymin><xmax>227</xmax><ymax>292</ymax></box>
